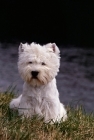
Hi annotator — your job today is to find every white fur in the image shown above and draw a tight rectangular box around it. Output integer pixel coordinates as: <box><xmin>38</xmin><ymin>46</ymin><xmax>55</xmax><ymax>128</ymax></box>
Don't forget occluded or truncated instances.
<box><xmin>9</xmin><ymin>42</ymin><xmax>67</xmax><ymax>122</ymax></box>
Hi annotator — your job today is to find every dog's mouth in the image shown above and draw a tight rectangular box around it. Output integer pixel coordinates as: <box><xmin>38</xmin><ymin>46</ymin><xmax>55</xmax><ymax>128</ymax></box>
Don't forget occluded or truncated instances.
<box><xmin>31</xmin><ymin>76</ymin><xmax>46</xmax><ymax>85</ymax></box>
<box><xmin>32</xmin><ymin>77</ymin><xmax>38</xmax><ymax>79</ymax></box>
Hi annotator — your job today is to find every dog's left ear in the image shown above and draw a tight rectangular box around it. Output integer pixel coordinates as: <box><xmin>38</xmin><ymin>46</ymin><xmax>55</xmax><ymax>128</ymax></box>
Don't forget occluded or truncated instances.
<box><xmin>45</xmin><ymin>43</ymin><xmax>60</xmax><ymax>55</ymax></box>
<box><xmin>51</xmin><ymin>43</ymin><xmax>60</xmax><ymax>55</ymax></box>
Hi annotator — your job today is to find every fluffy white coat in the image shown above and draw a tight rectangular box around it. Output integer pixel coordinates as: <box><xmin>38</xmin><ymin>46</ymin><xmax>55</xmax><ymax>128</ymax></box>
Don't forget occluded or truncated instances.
<box><xmin>10</xmin><ymin>42</ymin><xmax>67</xmax><ymax>122</ymax></box>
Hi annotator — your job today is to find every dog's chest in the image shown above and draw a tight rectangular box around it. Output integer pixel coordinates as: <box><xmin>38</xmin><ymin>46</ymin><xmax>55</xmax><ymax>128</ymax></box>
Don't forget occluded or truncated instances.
<box><xmin>26</xmin><ymin>87</ymin><xmax>53</xmax><ymax>108</ymax></box>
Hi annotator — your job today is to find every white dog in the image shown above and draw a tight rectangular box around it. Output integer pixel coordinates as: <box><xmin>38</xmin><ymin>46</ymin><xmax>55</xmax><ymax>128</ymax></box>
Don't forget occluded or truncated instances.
<box><xmin>9</xmin><ymin>42</ymin><xmax>67</xmax><ymax>122</ymax></box>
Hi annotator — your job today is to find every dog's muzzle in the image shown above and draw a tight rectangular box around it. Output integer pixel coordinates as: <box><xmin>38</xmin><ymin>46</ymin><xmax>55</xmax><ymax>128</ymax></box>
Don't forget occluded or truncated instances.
<box><xmin>31</xmin><ymin>71</ymin><xmax>39</xmax><ymax>78</ymax></box>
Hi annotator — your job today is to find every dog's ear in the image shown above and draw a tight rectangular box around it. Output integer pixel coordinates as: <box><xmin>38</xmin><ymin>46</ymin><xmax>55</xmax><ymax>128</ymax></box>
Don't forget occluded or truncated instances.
<box><xmin>19</xmin><ymin>43</ymin><xmax>29</xmax><ymax>53</ymax></box>
<box><xmin>44</xmin><ymin>43</ymin><xmax>60</xmax><ymax>55</ymax></box>
<box><xmin>19</xmin><ymin>43</ymin><xmax>24</xmax><ymax>53</ymax></box>
<box><xmin>51</xmin><ymin>43</ymin><xmax>60</xmax><ymax>55</ymax></box>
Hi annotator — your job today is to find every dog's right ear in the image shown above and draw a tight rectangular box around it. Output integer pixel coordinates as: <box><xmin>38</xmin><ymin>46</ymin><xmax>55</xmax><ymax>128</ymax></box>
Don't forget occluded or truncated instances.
<box><xmin>19</xmin><ymin>43</ymin><xmax>24</xmax><ymax>53</ymax></box>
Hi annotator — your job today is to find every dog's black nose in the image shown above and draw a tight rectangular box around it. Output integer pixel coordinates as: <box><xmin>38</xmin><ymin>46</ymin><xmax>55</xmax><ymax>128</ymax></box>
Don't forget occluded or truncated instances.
<box><xmin>31</xmin><ymin>71</ymin><xmax>39</xmax><ymax>78</ymax></box>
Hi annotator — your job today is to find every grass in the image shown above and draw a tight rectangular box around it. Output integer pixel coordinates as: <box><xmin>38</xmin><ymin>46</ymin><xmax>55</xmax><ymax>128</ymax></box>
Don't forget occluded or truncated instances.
<box><xmin>0</xmin><ymin>92</ymin><xmax>94</xmax><ymax>140</ymax></box>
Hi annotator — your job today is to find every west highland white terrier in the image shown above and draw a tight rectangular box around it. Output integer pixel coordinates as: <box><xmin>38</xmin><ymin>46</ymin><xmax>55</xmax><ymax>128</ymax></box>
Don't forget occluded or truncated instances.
<box><xmin>9</xmin><ymin>42</ymin><xmax>67</xmax><ymax>122</ymax></box>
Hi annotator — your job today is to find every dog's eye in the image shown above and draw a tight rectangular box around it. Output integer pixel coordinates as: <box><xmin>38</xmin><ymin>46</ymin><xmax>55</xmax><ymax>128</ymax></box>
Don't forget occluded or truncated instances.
<box><xmin>28</xmin><ymin>62</ymin><xmax>32</xmax><ymax>64</ymax></box>
<box><xmin>42</xmin><ymin>62</ymin><xmax>46</xmax><ymax>65</ymax></box>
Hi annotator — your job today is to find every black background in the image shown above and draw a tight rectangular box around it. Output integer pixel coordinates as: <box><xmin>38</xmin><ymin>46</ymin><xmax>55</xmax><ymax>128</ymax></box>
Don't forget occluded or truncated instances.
<box><xmin>0</xmin><ymin>1</ymin><xmax>94</xmax><ymax>47</ymax></box>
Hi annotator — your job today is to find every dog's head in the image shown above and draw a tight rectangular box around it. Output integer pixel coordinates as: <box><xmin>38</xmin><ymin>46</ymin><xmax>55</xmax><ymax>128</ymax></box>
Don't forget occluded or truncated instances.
<box><xmin>18</xmin><ymin>42</ymin><xmax>60</xmax><ymax>86</ymax></box>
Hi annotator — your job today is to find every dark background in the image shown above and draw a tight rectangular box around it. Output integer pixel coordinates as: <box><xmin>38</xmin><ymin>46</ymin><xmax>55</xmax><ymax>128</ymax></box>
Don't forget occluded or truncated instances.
<box><xmin>0</xmin><ymin>1</ymin><xmax>94</xmax><ymax>47</ymax></box>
